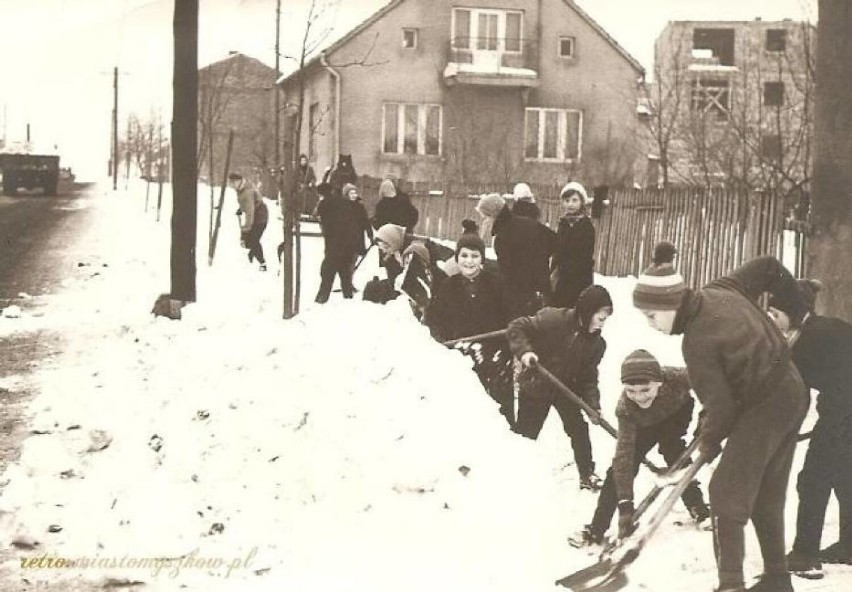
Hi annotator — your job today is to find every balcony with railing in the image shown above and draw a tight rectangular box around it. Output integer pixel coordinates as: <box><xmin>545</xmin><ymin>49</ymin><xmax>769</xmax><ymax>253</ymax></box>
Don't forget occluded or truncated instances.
<box><xmin>443</xmin><ymin>37</ymin><xmax>539</xmax><ymax>88</ymax></box>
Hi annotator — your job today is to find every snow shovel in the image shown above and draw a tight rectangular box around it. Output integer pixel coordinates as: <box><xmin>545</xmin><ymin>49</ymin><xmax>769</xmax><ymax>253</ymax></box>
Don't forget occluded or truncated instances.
<box><xmin>533</xmin><ymin>362</ymin><xmax>664</xmax><ymax>474</ymax></box>
<box><xmin>555</xmin><ymin>447</ymin><xmax>712</xmax><ymax>591</ymax></box>
<box><xmin>353</xmin><ymin>242</ymin><xmax>375</xmax><ymax>273</ymax></box>
<box><xmin>442</xmin><ymin>328</ymin><xmax>508</xmax><ymax>347</ymax></box>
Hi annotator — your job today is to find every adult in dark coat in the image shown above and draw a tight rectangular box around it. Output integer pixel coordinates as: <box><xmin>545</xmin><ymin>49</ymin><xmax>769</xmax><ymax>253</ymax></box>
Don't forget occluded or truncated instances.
<box><xmin>508</xmin><ymin>285</ymin><xmax>614</xmax><ymax>490</ymax></box>
<box><xmin>552</xmin><ymin>182</ymin><xmax>595</xmax><ymax>308</ymax></box>
<box><xmin>296</xmin><ymin>154</ymin><xmax>318</xmax><ymax>215</ymax></box>
<box><xmin>476</xmin><ymin>193</ymin><xmax>554</xmax><ymax>318</ymax></box>
<box><xmin>372</xmin><ymin>177</ymin><xmax>419</xmax><ymax>232</ymax></box>
<box><xmin>315</xmin><ymin>183</ymin><xmax>371</xmax><ymax>303</ymax></box>
<box><xmin>747</xmin><ymin>262</ymin><xmax>852</xmax><ymax>577</ymax></box>
<box><xmin>426</xmin><ymin>232</ymin><xmax>513</xmax><ymax>425</ymax></box>
<box><xmin>633</xmin><ymin>252</ymin><xmax>808</xmax><ymax>592</ymax></box>
<box><xmin>329</xmin><ymin>154</ymin><xmax>357</xmax><ymax>199</ymax></box>
<box><xmin>511</xmin><ymin>182</ymin><xmax>541</xmax><ymax>221</ymax></box>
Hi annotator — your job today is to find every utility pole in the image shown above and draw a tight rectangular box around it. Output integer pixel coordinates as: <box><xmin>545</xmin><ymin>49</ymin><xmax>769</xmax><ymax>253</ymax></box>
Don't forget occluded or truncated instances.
<box><xmin>113</xmin><ymin>66</ymin><xmax>119</xmax><ymax>190</ymax></box>
<box><xmin>169</xmin><ymin>0</ymin><xmax>198</xmax><ymax>303</ymax></box>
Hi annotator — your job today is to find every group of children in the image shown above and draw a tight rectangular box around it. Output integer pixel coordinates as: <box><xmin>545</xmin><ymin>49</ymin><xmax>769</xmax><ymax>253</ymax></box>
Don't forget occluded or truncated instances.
<box><xmin>309</xmin><ymin>175</ymin><xmax>851</xmax><ymax>592</ymax></box>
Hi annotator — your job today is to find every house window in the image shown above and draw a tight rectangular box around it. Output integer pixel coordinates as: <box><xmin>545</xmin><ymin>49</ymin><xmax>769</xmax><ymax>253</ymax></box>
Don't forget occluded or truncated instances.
<box><xmin>382</xmin><ymin>103</ymin><xmax>442</xmax><ymax>156</ymax></box>
<box><xmin>524</xmin><ymin>108</ymin><xmax>582</xmax><ymax>161</ymax></box>
<box><xmin>693</xmin><ymin>28</ymin><xmax>735</xmax><ymax>66</ymax></box>
<box><xmin>766</xmin><ymin>29</ymin><xmax>787</xmax><ymax>52</ymax></box>
<box><xmin>402</xmin><ymin>28</ymin><xmax>418</xmax><ymax>49</ymax></box>
<box><xmin>308</xmin><ymin>102</ymin><xmax>319</xmax><ymax>159</ymax></box>
<box><xmin>761</xmin><ymin>134</ymin><xmax>782</xmax><ymax>162</ymax></box>
<box><xmin>558</xmin><ymin>36</ymin><xmax>575</xmax><ymax>58</ymax></box>
<box><xmin>691</xmin><ymin>78</ymin><xmax>730</xmax><ymax>119</ymax></box>
<box><xmin>451</xmin><ymin>8</ymin><xmax>523</xmax><ymax>52</ymax></box>
<box><xmin>764</xmin><ymin>81</ymin><xmax>784</xmax><ymax>107</ymax></box>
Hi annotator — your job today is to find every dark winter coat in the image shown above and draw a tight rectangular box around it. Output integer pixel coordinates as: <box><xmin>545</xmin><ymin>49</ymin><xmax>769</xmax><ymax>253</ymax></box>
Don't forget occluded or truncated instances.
<box><xmin>552</xmin><ymin>214</ymin><xmax>595</xmax><ymax>308</ymax></box>
<box><xmin>671</xmin><ymin>257</ymin><xmax>807</xmax><ymax>450</ymax></box>
<box><xmin>507</xmin><ymin>306</ymin><xmax>605</xmax><ymax>411</ymax></box>
<box><xmin>372</xmin><ymin>191</ymin><xmax>420</xmax><ymax>233</ymax></box>
<box><xmin>329</xmin><ymin>155</ymin><xmax>357</xmax><ymax>197</ymax></box>
<box><xmin>793</xmin><ymin>315</ymin><xmax>852</xmax><ymax>425</ymax></box>
<box><xmin>512</xmin><ymin>200</ymin><xmax>541</xmax><ymax>221</ymax></box>
<box><xmin>317</xmin><ymin>195</ymin><xmax>372</xmax><ymax>256</ymax></box>
<box><xmin>492</xmin><ymin>206</ymin><xmax>555</xmax><ymax>316</ymax></box>
<box><xmin>297</xmin><ymin>163</ymin><xmax>316</xmax><ymax>191</ymax></box>
<box><xmin>613</xmin><ymin>367</ymin><xmax>693</xmax><ymax>501</ymax></box>
<box><xmin>425</xmin><ymin>269</ymin><xmax>507</xmax><ymax>343</ymax></box>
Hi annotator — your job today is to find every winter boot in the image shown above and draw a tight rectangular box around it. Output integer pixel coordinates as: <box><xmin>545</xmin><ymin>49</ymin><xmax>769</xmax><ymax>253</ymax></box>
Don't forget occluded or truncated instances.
<box><xmin>786</xmin><ymin>550</ymin><xmax>823</xmax><ymax>579</ymax></box>
<box><xmin>689</xmin><ymin>503</ymin><xmax>711</xmax><ymax>525</ymax></box>
<box><xmin>819</xmin><ymin>540</ymin><xmax>852</xmax><ymax>564</ymax></box>
<box><xmin>259</xmin><ymin>263</ymin><xmax>267</xmax><ymax>272</ymax></box>
<box><xmin>580</xmin><ymin>472</ymin><xmax>604</xmax><ymax>491</ymax></box>
<box><xmin>745</xmin><ymin>572</ymin><xmax>795</xmax><ymax>592</ymax></box>
<box><xmin>568</xmin><ymin>524</ymin><xmax>604</xmax><ymax>548</ymax></box>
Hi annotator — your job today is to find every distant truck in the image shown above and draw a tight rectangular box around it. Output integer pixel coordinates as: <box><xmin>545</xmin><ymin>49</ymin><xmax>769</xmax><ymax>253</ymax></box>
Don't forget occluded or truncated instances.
<box><xmin>0</xmin><ymin>152</ymin><xmax>60</xmax><ymax>196</ymax></box>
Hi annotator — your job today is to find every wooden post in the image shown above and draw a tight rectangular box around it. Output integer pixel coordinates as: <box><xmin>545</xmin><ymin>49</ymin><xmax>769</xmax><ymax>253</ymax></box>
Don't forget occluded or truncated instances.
<box><xmin>169</xmin><ymin>0</ymin><xmax>199</xmax><ymax>302</ymax></box>
<box><xmin>208</xmin><ymin>129</ymin><xmax>234</xmax><ymax>265</ymax></box>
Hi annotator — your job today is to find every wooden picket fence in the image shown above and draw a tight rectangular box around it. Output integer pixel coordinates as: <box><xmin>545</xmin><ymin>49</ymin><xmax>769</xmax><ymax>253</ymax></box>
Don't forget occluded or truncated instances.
<box><xmin>355</xmin><ymin>177</ymin><xmax>807</xmax><ymax>288</ymax></box>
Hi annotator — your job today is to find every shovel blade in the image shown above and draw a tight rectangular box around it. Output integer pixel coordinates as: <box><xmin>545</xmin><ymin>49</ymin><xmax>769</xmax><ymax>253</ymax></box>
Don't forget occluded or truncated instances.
<box><xmin>555</xmin><ymin>558</ymin><xmax>613</xmax><ymax>589</ymax></box>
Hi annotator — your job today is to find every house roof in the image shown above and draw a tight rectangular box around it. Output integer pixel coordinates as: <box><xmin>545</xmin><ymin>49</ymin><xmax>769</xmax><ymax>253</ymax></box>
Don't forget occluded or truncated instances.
<box><xmin>200</xmin><ymin>51</ymin><xmax>277</xmax><ymax>75</ymax></box>
<box><xmin>561</xmin><ymin>1</ymin><xmax>644</xmax><ymax>75</ymax></box>
<box><xmin>276</xmin><ymin>0</ymin><xmax>404</xmax><ymax>87</ymax></box>
<box><xmin>277</xmin><ymin>0</ymin><xmax>645</xmax><ymax>87</ymax></box>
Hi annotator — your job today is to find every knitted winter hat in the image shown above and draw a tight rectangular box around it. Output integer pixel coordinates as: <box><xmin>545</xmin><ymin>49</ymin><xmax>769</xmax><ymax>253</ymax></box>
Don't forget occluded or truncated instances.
<box><xmin>403</xmin><ymin>241</ymin><xmax>430</xmax><ymax>266</ymax></box>
<box><xmin>653</xmin><ymin>241</ymin><xmax>677</xmax><ymax>265</ymax></box>
<box><xmin>768</xmin><ymin>278</ymin><xmax>823</xmax><ymax>326</ymax></box>
<box><xmin>559</xmin><ymin>181</ymin><xmax>590</xmax><ymax>204</ymax></box>
<box><xmin>341</xmin><ymin>183</ymin><xmax>358</xmax><ymax>198</ymax></box>
<box><xmin>375</xmin><ymin>224</ymin><xmax>406</xmax><ymax>254</ymax></box>
<box><xmin>476</xmin><ymin>193</ymin><xmax>506</xmax><ymax>218</ymax></box>
<box><xmin>633</xmin><ymin>245</ymin><xmax>686</xmax><ymax>311</ymax></box>
<box><xmin>379</xmin><ymin>178</ymin><xmax>397</xmax><ymax>199</ymax></box>
<box><xmin>512</xmin><ymin>182</ymin><xmax>535</xmax><ymax>202</ymax></box>
<box><xmin>455</xmin><ymin>232</ymin><xmax>486</xmax><ymax>260</ymax></box>
<box><xmin>575</xmin><ymin>285</ymin><xmax>613</xmax><ymax>330</ymax></box>
<box><xmin>621</xmin><ymin>349</ymin><xmax>663</xmax><ymax>384</ymax></box>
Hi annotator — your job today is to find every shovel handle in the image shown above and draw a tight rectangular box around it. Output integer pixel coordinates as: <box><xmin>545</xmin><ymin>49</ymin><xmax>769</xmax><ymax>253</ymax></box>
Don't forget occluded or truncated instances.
<box><xmin>442</xmin><ymin>328</ymin><xmax>508</xmax><ymax>347</ymax></box>
<box><xmin>533</xmin><ymin>362</ymin><xmax>664</xmax><ymax>474</ymax></box>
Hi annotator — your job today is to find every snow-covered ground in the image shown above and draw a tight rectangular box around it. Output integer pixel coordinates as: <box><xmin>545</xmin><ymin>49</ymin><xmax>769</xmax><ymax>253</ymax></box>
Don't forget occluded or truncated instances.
<box><xmin>0</xmin><ymin>181</ymin><xmax>847</xmax><ymax>591</ymax></box>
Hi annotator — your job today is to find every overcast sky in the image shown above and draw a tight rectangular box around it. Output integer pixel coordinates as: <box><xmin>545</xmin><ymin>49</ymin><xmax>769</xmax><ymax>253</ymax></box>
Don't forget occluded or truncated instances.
<box><xmin>0</xmin><ymin>0</ymin><xmax>818</xmax><ymax>180</ymax></box>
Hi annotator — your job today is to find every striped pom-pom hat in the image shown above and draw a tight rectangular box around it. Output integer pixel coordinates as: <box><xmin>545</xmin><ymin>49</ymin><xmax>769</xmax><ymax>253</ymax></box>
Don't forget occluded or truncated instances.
<box><xmin>632</xmin><ymin>258</ymin><xmax>686</xmax><ymax>311</ymax></box>
<box><xmin>621</xmin><ymin>349</ymin><xmax>663</xmax><ymax>384</ymax></box>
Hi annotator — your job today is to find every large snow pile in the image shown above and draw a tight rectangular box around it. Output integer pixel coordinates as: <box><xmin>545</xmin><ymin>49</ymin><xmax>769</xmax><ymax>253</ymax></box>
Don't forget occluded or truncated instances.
<box><xmin>0</xmin><ymin>181</ymin><xmax>847</xmax><ymax>592</ymax></box>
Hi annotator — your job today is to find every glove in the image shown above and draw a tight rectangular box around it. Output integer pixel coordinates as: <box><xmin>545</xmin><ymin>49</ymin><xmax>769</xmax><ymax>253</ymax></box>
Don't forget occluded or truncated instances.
<box><xmin>617</xmin><ymin>501</ymin><xmax>636</xmax><ymax>539</ymax></box>
<box><xmin>236</xmin><ymin>209</ymin><xmax>243</xmax><ymax>216</ymax></box>
<box><xmin>587</xmin><ymin>407</ymin><xmax>602</xmax><ymax>425</ymax></box>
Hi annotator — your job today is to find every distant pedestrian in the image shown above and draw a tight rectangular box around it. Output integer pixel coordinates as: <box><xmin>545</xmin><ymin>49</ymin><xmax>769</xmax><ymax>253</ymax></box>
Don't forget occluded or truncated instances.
<box><xmin>229</xmin><ymin>172</ymin><xmax>268</xmax><ymax>271</ymax></box>
<box><xmin>329</xmin><ymin>154</ymin><xmax>357</xmax><ymax>198</ymax></box>
<box><xmin>551</xmin><ymin>182</ymin><xmax>595</xmax><ymax>308</ymax></box>
<box><xmin>296</xmin><ymin>154</ymin><xmax>317</xmax><ymax>215</ymax></box>
<box><xmin>511</xmin><ymin>182</ymin><xmax>541</xmax><ymax>221</ymax></box>
<box><xmin>476</xmin><ymin>192</ymin><xmax>554</xmax><ymax>318</ymax></box>
<box><xmin>372</xmin><ymin>176</ymin><xmax>419</xmax><ymax>232</ymax></box>
<box><xmin>315</xmin><ymin>182</ymin><xmax>370</xmax><ymax>302</ymax></box>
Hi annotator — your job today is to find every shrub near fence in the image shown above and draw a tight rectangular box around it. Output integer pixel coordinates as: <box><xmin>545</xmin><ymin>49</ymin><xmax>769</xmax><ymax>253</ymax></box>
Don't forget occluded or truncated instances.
<box><xmin>355</xmin><ymin>176</ymin><xmax>806</xmax><ymax>289</ymax></box>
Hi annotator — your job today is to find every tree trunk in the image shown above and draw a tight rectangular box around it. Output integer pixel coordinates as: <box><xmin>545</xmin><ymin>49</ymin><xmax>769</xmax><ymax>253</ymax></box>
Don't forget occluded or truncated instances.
<box><xmin>809</xmin><ymin>0</ymin><xmax>852</xmax><ymax>318</ymax></box>
<box><xmin>170</xmin><ymin>0</ymin><xmax>198</xmax><ymax>302</ymax></box>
